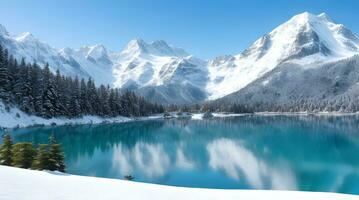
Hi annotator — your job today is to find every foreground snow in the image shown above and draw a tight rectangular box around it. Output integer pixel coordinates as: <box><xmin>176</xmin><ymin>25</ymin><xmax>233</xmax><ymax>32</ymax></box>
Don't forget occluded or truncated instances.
<box><xmin>0</xmin><ymin>166</ymin><xmax>357</xmax><ymax>200</ymax></box>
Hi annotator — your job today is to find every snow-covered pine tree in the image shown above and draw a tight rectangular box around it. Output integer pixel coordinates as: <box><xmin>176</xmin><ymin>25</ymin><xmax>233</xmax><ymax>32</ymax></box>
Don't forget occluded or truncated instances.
<box><xmin>13</xmin><ymin>58</ymin><xmax>27</xmax><ymax>105</ymax></box>
<box><xmin>79</xmin><ymin>78</ymin><xmax>89</xmax><ymax>114</ymax></box>
<box><xmin>69</xmin><ymin>76</ymin><xmax>81</xmax><ymax>117</ymax></box>
<box><xmin>108</xmin><ymin>88</ymin><xmax>117</xmax><ymax>116</ymax></box>
<box><xmin>30</xmin><ymin>63</ymin><xmax>44</xmax><ymax>115</ymax></box>
<box><xmin>54</xmin><ymin>70</ymin><xmax>67</xmax><ymax>116</ymax></box>
<box><xmin>6</xmin><ymin>54</ymin><xmax>18</xmax><ymax>104</ymax></box>
<box><xmin>20</xmin><ymin>66</ymin><xmax>35</xmax><ymax>113</ymax></box>
<box><xmin>86</xmin><ymin>78</ymin><xmax>96</xmax><ymax>114</ymax></box>
<box><xmin>41</xmin><ymin>64</ymin><xmax>62</xmax><ymax>118</ymax></box>
<box><xmin>99</xmin><ymin>84</ymin><xmax>110</xmax><ymax>116</ymax></box>
<box><xmin>0</xmin><ymin>45</ymin><xmax>10</xmax><ymax>103</ymax></box>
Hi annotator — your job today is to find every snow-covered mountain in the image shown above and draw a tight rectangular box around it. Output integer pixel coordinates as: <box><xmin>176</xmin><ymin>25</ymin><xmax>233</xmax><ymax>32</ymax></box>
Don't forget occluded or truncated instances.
<box><xmin>1</xmin><ymin>12</ymin><xmax>359</xmax><ymax>105</ymax></box>
<box><xmin>215</xmin><ymin>55</ymin><xmax>359</xmax><ymax>111</ymax></box>
<box><xmin>113</xmin><ymin>39</ymin><xmax>208</xmax><ymax>104</ymax></box>
<box><xmin>207</xmin><ymin>12</ymin><xmax>359</xmax><ymax>100</ymax></box>
<box><xmin>0</xmin><ymin>24</ymin><xmax>118</xmax><ymax>85</ymax></box>
<box><xmin>0</xmin><ymin>26</ymin><xmax>88</xmax><ymax>80</ymax></box>
<box><xmin>0</xmin><ymin>25</ymin><xmax>208</xmax><ymax>103</ymax></box>
<box><xmin>213</xmin><ymin>12</ymin><xmax>359</xmax><ymax>110</ymax></box>
<box><xmin>58</xmin><ymin>44</ymin><xmax>117</xmax><ymax>85</ymax></box>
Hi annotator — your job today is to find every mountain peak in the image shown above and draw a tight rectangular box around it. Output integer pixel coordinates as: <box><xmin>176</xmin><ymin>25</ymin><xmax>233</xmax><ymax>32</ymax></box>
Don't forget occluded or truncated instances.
<box><xmin>15</xmin><ymin>32</ymin><xmax>36</xmax><ymax>42</ymax></box>
<box><xmin>77</xmin><ymin>44</ymin><xmax>109</xmax><ymax>61</ymax></box>
<box><xmin>286</xmin><ymin>12</ymin><xmax>321</xmax><ymax>27</ymax></box>
<box><xmin>87</xmin><ymin>44</ymin><xmax>108</xmax><ymax>59</ymax></box>
<box><xmin>121</xmin><ymin>38</ymin><xmax>148</xmax><ymax>56</ymax></box>
<box><xmin>266</xmin><ymin>12</ymin><xmax>359</xmax><ymax>58</ymax></box>
<box><xmin>317</xmin><ymin>12</ymin><xmax>334</xmax><ymax>23</ymax></box>
<box><xmin>208</xmin><ymin>12</ymin><xmax>359</xmax><ymax>100</ymax></box>
<box><xmin>286</xmin><ymin>12</ymin><xmax>335</xmax><ymax>27</ymax></box>
<box><xmin>121</xmin><ymin>39</ymin><xmax>188</xmax><ymax>58</ymax></box>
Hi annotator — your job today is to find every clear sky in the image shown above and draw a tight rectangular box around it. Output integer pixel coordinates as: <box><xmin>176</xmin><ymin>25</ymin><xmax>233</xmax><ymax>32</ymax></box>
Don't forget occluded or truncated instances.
<box><xmin>0</xmin><ymin>0</ymin><xmax>358</xmax><ymax>59</ymax></box>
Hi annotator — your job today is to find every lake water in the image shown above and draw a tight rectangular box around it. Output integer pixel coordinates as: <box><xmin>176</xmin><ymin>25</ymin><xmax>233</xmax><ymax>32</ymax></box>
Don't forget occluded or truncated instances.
<box><xmin>5</xmin><ymin>115</ymin><xmax>359</xmax><ymax>194</ymax></box>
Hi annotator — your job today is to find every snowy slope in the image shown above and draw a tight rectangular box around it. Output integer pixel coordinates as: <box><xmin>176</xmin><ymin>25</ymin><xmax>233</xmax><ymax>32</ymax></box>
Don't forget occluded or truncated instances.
<box><xmin>58</xmin><ymin>44</ymin><xmax>116</xmax><ymax>85</ymax></box>
<box><xmin>0</xmin><ymin>24</ymin><xmax>116</xmax><ymax>85</ymax></box>
<box><xmin>0</xmin><ymin>25</ymin><xmax>89</xmax><ymax>80</ymax></box>
<box><xmin>215</xmin><ymin>55</ymin><xmax>359</xmax><ymax>111</ymax></box>
<box><xmin>207</xmin><ymin>12</ymin><xmax>359</xmax><ymax>99</ymax></box>
<box><xmin>1</xmin><ymin>166</ymin><xmax>357</xmax><ymax>200</ymax></box>
<box><xmin>113</xmin><ymin>39</ymin><xmax>208</xmax><ymax>104</ymax></box>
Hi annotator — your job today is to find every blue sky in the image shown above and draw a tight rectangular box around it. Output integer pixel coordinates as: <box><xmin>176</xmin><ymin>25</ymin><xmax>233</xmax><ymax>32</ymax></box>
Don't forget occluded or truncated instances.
<box><xmin>0</xmin><ymin>0</ymin><xmax>358</xmax><ymax>59</ymax></box>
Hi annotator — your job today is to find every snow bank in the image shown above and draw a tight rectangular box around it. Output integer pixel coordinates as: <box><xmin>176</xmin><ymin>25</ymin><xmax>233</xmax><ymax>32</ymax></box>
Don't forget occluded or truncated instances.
<box><xmin>0</xmin><ymin>166</ymin><xmax>357</xmax><ymax>200</ymax></box>
<box><xmin>0</xmin><ymin>102</ymin><xmax>133</xmax><ymax>129</ymax></box>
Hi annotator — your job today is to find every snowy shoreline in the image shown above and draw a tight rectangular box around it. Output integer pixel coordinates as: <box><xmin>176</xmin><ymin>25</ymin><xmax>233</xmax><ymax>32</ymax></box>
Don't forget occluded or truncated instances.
<box><xmin>0</xmin><ymin>102</ymin><xmax>166</xmax><ymax>129</ymax></box>
<box><xmin>0</xmin><ymin>166</ymin><xmax>357</xmax><ymax>200</ymax></box>
<box><xmin>2</xmin><ymin>100</ymin><xmax>359</xmax><ymax>129</ymax></box>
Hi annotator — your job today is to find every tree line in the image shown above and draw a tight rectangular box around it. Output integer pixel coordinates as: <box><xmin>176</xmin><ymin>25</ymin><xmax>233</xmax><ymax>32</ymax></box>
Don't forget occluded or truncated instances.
<box><xmin>0</xmin><ymin>44</ymin><xmax>164</xmax><ymax>119</ymax></box>
<box><xmin>0</xmin><ymin>134</ymin><xmax>65</xmax><ymax>172</ymax></box>
<box><xmin>206</xmin><ymin>98</ymin><xmax>359</xmax><ymax>113</ymax></box>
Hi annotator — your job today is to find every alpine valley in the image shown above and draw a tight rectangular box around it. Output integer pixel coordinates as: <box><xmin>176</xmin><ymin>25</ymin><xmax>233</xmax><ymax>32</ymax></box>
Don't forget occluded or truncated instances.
<box><xmin>1</xmin><ymin>12</ymin><xmax>359</xmax><ymax>108</ymax></box>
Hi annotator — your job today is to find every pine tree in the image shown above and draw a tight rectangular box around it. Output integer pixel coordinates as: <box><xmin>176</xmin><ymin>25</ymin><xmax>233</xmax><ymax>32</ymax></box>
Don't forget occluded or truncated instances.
<box><xmin>79</xmin><ymin>78</ymin><xmax>89</xmax><ymax>113</ymax></box>
<box><xmin>48</xmin><ymin>135</ymin><xmax>65</xmax><ymax>172</ymax></box>
<box><xmin>54</xmin><ymin>70</ymin><xmax>68</xmax><ymax>116</ymax></box>
<box><xmin>0</xmin><ymin>45</ymin><xmax>10</xmax><ymax>103</ymax></box>
<box><xmin>12</xmin><ymin>142</ymin><xmax>37</xmax><ymax>169</ymax></box>
<box><xmin>0</xmin><ymin>134</ymin><xmax>13</xmax><ymax>166</ymax></box>
<box><xmin>99</xmin><ymin>84</ymin><xmax>110</xmax><ymax>116</ymax></box>
<box><xmin>69</xmin><ymin>77</ymin><xmax>81</xmax><ymax>117</ymax></box>
<box><xmin>31</xmin><ymin>63</ymin><xmax>44</xmax><ymax>115</ymax></box>
<box><xmin>20</xmin><ymin>66</ymin><xmax>35</xmax><ymax>113</ymax></box>
<box><xmin>41</xmin><ymin>64</ymin><xmax>60</xmax><ymax>118</ymax></box>
<box><xmin>32</xmin><ymin>144</ymin><xmax>50</xmax><ymax>170</ymax></box>
<box><xmin>0</xmin><ymin>45</ymin><xmax>163</xmax><ymax>118</ymax></box>
<box><xmin>87</xmin><ymin>78</ymin><xmax>99</xmax><ymax>114</ymax></box>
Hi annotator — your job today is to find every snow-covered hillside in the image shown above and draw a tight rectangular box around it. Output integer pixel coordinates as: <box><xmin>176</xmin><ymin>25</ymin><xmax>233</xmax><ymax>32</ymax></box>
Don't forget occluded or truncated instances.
<box><xmin>207</xmin><ymin>12</ymin><xmax>359</xmax><ymax>99</ymax></box>
<box><xmin>1</xmin><ymin>12</ymin><xmax>359</xmax><ymax>104</ymax></box>
<box><xmin>215</xmin><ymin>55</ymin><xmax>359</xmax><ymax>111</ymax></box>
<box><xmin>0</xmin><ymin>166</ymin><xmax>357</xmax><ymax>200</ymax></box>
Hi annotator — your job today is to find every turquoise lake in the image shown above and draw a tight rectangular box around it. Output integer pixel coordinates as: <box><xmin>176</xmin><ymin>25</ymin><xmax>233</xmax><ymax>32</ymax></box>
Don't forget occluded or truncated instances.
<box><xmin>5</xmin><ymin>115</ymin><xmax>359</xmax><ymax>194</ymax></box>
